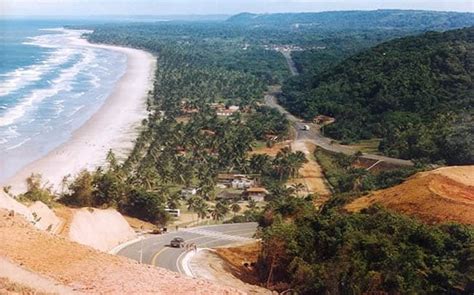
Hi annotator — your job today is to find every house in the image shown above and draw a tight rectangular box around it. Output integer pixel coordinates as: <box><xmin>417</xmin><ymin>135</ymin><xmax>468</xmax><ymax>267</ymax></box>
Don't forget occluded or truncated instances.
<box><xmin>231</xmin><ymin>178</ymin><xmax>255</xmax><ymax>189</ymax></box>
<box><xmin>228</xmin><ymin>105</ymin><xmax>240</xmax><ymax>112</ymax></box>
<box><xmin>313</xmin><ymin>115</ymin><xmax>335</xmax><ymax>125</ymax></box>
<box><xmin>244</xmin><ymin>187</ymin><xmax>268</xmax><ymax>202</ymax></box>
<box><xmin>216</xmin><ymin>105</ymin><xmax>239</xmax><ymax>117</ymax></box>
<box><xmin>200</xmin><ymin>129</ymin><xmax>216</xmax><ymax>136</ymax></box>
<box><xmin>217</xmin><ymin>174</ymin><xmax>256</xmax><ymax>188</ymax></box>
<box><xmin>216</xmin><ymin>191</ymin><xmax>241</xmax><ymax>202</ymax></box>
<box><xmin>181</xmin><ymin>108</ymin><xmax>199</xmax><ymax>115</ymax></box>
<box><xmin>217</xmin><ymin>173</ymin><xmax>237</xmax><ymax>186</ymax></box>
<box><xmin>181</xmin><ymin>188</ymin><xmax>198</xmax><ymax>198</ymax></box>
<box><xmin>216</xmin><ymin>109</ymin><xmax>236</xmax><ymax>116</ymax></box>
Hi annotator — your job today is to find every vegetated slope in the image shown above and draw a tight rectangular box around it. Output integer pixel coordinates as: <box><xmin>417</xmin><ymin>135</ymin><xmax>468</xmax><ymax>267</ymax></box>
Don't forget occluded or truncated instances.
<box><xmin>257</xmin><ymin>195</ymin><xmax>474</xmax><ymax>294</ymax></box>
<box><xmin>0</xmin><ymin>209</ymin><xmax>241</xmax><ymax>294</ymax></box>
<box><xmin>227</xmin><ymin>10</ymin><xmax>474</xmax><ymax>30</ymax></box>
<box><xmin>345</xmin><ymin>166</ymin><xmax>474</xmax><ymax>224</ymax></box>
<box><xmin>282</xmin><ymin>27</ymin><xmax>474</xmax><ymax>164</ymax></box>
<box><xmin>228</xmin><ymin>10</ymin><xmax>474</xmax><ymax>77</ymax></box>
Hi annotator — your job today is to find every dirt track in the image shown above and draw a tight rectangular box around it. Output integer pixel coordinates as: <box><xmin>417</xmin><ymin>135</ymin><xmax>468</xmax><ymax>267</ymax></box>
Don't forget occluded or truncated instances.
<box><xmin>287</xmin><ymin>141</ymin><xmax>331</xmax><ymax>200</ymax></box>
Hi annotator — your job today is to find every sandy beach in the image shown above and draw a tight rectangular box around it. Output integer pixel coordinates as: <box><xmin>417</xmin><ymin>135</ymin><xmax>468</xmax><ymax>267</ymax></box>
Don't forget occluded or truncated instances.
<box><xmin>3</xmin><ymin>31</ymin><xmax>156</xmax><ymax>195</ymax></box>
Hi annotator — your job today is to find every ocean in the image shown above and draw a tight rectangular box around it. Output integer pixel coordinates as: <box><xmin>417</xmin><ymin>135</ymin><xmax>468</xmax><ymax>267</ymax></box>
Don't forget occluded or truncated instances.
<box><xmin>0</xmin><ymin>19</ymin><xmax>127</xmax><ymax>183</ymax></box>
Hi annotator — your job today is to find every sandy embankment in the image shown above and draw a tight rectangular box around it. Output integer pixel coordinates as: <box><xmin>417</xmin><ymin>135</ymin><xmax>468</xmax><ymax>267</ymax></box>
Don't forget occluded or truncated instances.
<box><xmin>68</xmin><ymin>208</ymin><xmax>136</xmax><ymax>251</ymax></box>
<box><xmin>0</xmin><ymin>210</ymin><xmax>242</xmax><ymax>294</ymax></box>
<box><xmin>3</xmin><ymin>32</ymin><xmax>156</xmax><ymax>195</ymax></box>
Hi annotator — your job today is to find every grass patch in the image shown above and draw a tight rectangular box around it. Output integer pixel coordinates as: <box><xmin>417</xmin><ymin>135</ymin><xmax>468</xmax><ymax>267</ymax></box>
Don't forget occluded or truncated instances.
<box><xmin>337</xmin><ymin>138</ymin><xmax>382</xmax><ymax>154</ymax></box>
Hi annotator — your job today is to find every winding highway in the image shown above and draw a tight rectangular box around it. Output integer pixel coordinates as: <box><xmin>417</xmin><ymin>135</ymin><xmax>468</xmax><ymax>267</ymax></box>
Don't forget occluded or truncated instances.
<box><xmin>117</xmin><ymin>222</ymin><xmax>258</xmax><ymax>274</ymax></box>
<box><xmin>269</xmin><ymin>49</ymin><xmax>413</xmax><ymax>166</ymax></box>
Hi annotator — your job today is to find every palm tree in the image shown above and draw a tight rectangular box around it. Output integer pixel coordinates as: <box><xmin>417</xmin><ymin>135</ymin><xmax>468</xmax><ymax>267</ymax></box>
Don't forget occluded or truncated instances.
<box><xmin>216</xmin><ymin>200</ymin><xmax>230</xmax><ymax>216</ymax></box>
<box><xmin>210</xmin><ymin>205</ymin><xmax>225</xmax><ymax>221</ymax></box>
<box><xmin>186</xmin><ymin>196</ymin><xmax>199</xmax><ymax>222</ymax></box>
<box><xmin>248</xmin><ymin>199</ymin><xmax>257</xmax><ymax>211</ymax></box>
<box><xmin>231</xmin><ymin>202</ymin><xmax>241</xmax><ymax>217</ymax></box>
<box><xmin>291</xmin><ymin>183</ymin><xmax>306</xmax><ymax>195</ymax></box>
<box><xmin>167</xmin><ymin>192</ymin><xmax>182</xmax><ymax>210</ymax></box>
<box><xmin>194</xmin><ymin>199</ymin><xmax>209</xmax><ymax>223</ymax></box>
<box><xmin>186</xmin><ymin>196</ymin><xmax>198</xmax><ymax>212</ymax></box>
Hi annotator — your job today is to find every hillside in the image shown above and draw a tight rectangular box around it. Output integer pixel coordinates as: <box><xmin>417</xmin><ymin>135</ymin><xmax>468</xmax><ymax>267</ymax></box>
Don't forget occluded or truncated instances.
<box><xmin>345</xmin><ymin>166</ymin><xmax>474</xmax><ymax>224</ymax></box>
<box><xmin>0</xmin><ymin>209</ymin><xmax>240</xmax><ymax>294</ymax></box>
<box><xmin>282</xmin><ymin>27</ymin><xmax>474</xmax><ymax>164</ymax></box>
<box><xmin>228</xmin><ymin>10</ymin><xmax>474</xmax><ymax>30</ymax></box>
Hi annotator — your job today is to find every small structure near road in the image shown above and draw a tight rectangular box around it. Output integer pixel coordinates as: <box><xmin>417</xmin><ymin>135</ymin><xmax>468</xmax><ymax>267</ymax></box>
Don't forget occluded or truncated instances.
<box><xmin>313</xmin><ymin>115</ymin><xmax>335</xmax><ymax>125</ymax></box>
<box><xmin>243</xmin><ymin>187</ymin><xmax>268</xmax><ymax>202</ymax></box>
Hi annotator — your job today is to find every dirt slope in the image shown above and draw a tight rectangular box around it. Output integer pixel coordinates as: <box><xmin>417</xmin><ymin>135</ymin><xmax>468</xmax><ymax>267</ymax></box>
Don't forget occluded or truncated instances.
<box><xmin>68</xmin><ymin>207</ymin><xmax>136</xmax><ymax>251</ymax></box>
<box><xmin>0</xmin><ymin>192</ymin><xmax>32</xmax><ymax>222</ymax></box>
<box><xmin>0</xmin><ymin>209</ymin><xmax>242</xmax><ymax>294</ymax></box>
<box><xmin>345</xmin><ymin>166</ymin><xmax>474</xmax><ymax>224</ymax></box>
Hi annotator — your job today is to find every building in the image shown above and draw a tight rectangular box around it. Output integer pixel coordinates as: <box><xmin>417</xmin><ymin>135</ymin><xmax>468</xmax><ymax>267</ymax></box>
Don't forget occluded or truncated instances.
<box><xmin>217</xmin><ymin>174</ymin><xmax>256</xmax><ymax>188</ymax></box>
<box><xmin>244</xmin><ymin>187</ymin><xmax>268</xmax><ymax>202</ymax></box>
<box><xmin>215</xmin><ymin>105</ymin><xmax>239</xmax><ymax>117</ymax></box>
<box><xmin>181</xmin><ymin>188</ymin><xmax>198</xmax><ymax>198</ymax></box>
<box><xmin>216</xmin><ymin>109</ymin><xmax>236</xmax><ymax>116</ymax></box>
<box><xmin>216</xmin><ymin>191</ymin><xmax>241</xmax><ymax>202</ymax></box>
<box><xmin>313</xmin><ymin>115</ymin><xmax>335</xmax><ymax>125</ymax></box>
<box><xmin>228</xmin><ymin>105</ymin><xmax>240</xmax><ymax>112</ymax></box>
<box><xmin>231</xmin><ymin>178</ymin><xmax>255</xmax><ymax>189</ymax></box>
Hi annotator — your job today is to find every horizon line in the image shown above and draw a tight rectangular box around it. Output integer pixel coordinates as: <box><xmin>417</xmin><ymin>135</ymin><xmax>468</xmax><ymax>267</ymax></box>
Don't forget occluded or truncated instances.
<box><xmin>3</xmin><ymin>8</ymin><xmax>474</xmax><ymax>18</ymax></box>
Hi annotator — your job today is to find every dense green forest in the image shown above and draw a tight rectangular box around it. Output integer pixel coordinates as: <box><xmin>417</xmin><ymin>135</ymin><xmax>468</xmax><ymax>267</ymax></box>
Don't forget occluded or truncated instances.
<box><xmin>257</xmin><ymin>196</ymin><xmax>474</xmax><ymax>294</ymax></box>
<box><xmin>228</xmin><ymin>10</ymin><xmax>474</xmax><ymax>30</ymax></box>
<box><xmin>282</xmin><ymin>27</ymin><xmax>474</xmax><ymax>164</ymax></box>
<box><xmin>84</xmin><ymin>22</ymin><xmax>291</xmax><ymax>84</ymax></box>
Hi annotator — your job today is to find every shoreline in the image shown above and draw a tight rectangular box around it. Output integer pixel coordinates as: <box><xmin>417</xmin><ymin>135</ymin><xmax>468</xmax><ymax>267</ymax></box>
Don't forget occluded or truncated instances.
<box><xmin>3</xmin><ymin>32</ymin><xmax>156</xmax><ymax>195</ymax></box>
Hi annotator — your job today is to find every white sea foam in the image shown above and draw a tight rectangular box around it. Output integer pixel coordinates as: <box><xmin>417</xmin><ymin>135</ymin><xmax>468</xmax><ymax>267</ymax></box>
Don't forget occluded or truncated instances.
<box><xmin>0</xmin><ymin>49</ymin><xmax>97</xmax><ymax>127</ymax></box>
<box><xmin>88</xmin><ymin>72</ymin><xmax>101</xmax><ymax>88</ymax></box>
<box><xmin>68</xmin><ymin>105</ymin><xmax>85</xmax><ymax>117</ymax></box>
<box><xmin>0</xmin><ymin>30</ymin><xmax>87</xmax><ymax>97</ymax></box>
<box><xmin>5</xmin><ymin>137</ymin><xmax>31</xmax><ymax>151</ymax></box>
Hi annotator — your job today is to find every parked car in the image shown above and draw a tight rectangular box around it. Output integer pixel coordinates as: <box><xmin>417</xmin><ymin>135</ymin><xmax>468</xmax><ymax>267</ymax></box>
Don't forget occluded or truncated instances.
<box><xmin>170</xmin><ymin>237</ymin><xmax>185</xmax><ymax>248</ymax></box>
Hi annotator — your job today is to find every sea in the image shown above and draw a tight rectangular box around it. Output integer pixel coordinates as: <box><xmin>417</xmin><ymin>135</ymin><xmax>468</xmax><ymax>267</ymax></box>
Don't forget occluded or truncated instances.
<box><xmin>0</xmin><ymin>19</ymin><xmax>128</xmax><ymax>183</ymax></box>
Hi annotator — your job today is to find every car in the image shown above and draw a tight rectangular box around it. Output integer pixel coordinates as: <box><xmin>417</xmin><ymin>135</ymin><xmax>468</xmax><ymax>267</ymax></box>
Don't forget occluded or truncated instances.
<box><xmin>301</xmin><ymin>124</ymin><xmax>310</xmax><ymax>131</ymax></box>
<box><xmin>170</xmin><ymin>237</ymin><xmax>185</xmax><ymax>248</ymax></box>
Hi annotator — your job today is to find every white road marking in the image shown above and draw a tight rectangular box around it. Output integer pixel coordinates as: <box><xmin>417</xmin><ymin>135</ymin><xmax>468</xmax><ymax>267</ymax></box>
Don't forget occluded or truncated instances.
<box><xmin>180</xmin><ymin>228</ymin><xmax>254</xmax><ymax>242</ymax></box>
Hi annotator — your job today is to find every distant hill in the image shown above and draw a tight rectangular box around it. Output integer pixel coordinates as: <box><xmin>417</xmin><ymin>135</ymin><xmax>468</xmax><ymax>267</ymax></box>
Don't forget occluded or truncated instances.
<box><xmin>346</xmin><ymin>166</ymin><xmax>474</xmax><ymax>224</ymax></box>
<box><xmin>282</xmin><ymin>27</ymin><xmax>473</xmax><ymax>164</ymax></box>
<box><xmin>228</xmin><ymin>10</ymin><xmax>474</xmax><ymax>30</ymax></box>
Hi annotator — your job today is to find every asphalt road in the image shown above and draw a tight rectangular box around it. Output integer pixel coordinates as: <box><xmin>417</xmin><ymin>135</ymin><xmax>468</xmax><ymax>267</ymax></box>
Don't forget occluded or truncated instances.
<box><xmin>118</xmin><ymin>222</ymin><xmax>258</xmax><ymax>274</ymax></box>
<box><xmin>265</xmin><ymin>93</ymin><xmax>413</xmax><ymax>166</ymax></box>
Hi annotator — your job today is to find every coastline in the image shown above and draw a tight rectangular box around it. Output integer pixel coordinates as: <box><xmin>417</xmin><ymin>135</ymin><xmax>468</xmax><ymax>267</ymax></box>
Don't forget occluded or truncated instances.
<box><xmin>3</xmin><ymin>32</ymin><xmax>156</xmax><ymax>195</ymax></box>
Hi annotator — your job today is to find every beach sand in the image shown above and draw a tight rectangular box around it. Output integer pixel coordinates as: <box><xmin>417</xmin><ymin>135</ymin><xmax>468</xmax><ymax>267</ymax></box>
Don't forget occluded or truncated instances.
<box><xmin>3</xmin><ymin>32</ymin><xmax>156</xmax><ymax>195</ymax></box>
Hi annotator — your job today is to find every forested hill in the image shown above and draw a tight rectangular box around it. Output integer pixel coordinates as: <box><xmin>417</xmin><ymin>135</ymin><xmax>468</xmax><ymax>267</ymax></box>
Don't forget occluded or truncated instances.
<box><xmin>228</xmin><ymin>10</ymin><xmax>474</xmax><ymax>30</ymax></box>
<box><xmin>282</xmin><ymin>27</ymin><xmax>474</xmax><ymax>165</ymax></box>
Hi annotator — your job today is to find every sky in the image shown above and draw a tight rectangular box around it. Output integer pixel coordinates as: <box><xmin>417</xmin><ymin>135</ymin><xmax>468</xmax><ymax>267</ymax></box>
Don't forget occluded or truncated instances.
<box><xmin>2</xmin><ymin>0</ymin><xmax>473</xmax><ymax>16</ymax></box>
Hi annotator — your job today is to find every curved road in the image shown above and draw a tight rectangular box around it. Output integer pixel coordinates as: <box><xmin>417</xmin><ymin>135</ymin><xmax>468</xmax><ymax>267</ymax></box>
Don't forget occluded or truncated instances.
<box><xmin>265</xmin><ymin>92</ymin><xmax>413</xmax><ymax>166</ymax></box>
<box><xmin>118</xmin><ymin>222</ymin><xmax>258</xmax><ymax>274</ymax></box>
<box><xmin>272</xmin><ymin>50</ymin><xmax>413</xmax><ymax>166</ymax></box>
